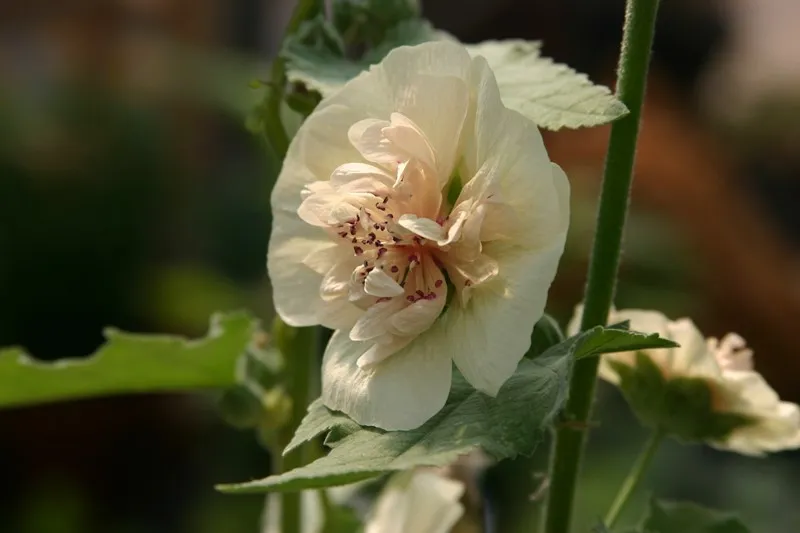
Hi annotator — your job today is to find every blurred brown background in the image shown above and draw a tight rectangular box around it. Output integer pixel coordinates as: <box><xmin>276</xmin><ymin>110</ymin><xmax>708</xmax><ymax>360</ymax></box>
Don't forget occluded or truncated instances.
<box><xmin>1</xmin><ymin>1</ymin><xmax>799</xmax><ymax>532</ymax></box>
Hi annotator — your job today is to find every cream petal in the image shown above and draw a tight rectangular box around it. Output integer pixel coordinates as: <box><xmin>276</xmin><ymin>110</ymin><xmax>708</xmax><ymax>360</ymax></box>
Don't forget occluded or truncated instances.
<box><xmin>713</xmin><ymin>371</ymin><xmax>800</xmax><ymax>455</ymax></box>
<box><xmin>662</xmin><ymin>318</ymin><xmax>721</xmax><ymax>378</ymax></box>
<box><xmin>336</xmin><ymin>177</ymin><xmax>393</xmax><ymax>195</ymax></box>
<box><xmin>330</xmin><ymin>162</ymin><xmax>394</xmax><ymax>187</ymax></box>
<box><xmin>383</xmin><ymin>112</ymin><xmax>437</xmax><ymax>171</ymax></box>
<box><xmin>320</xmin><ymin>258</ymin><xmax>358</xmax><ymax>302</ymax></box>
<box><xmin>398</xmin><ymin>214</ymin><xmax>447</xmax><ymax>241</ymax></box>
<box><xmin>297</xmin><ymin>190</ymin><xmax>366</xmax><ymax>227</ymax></box>
<box><xmin>296</xmin><ymin>193</ymin><xmax>340</xmax><ymax>227</ymax></box>
<box><xmin>348</xmin><ymin>118</ymin><xmax>398</xmax><ymax>165</ymax></box>
<box><xmin>710</xmin><ymin>333</ymin><xmax>754</xmax><ymax>371</ymax></box>
<box><xmin>268</xmin><ymin>214</ymin><xmax>335</xmax><ymax>327</ymax></box>
<box><xmin>356</xmin><ymin>335</ymin><xmax>413</xmax><ymax>369</ymax></box>
<box><xmin>441</xmin><ymin>208</ymin><xmax>468</xmax><ymax>246</ymax></box>
<box><xmin>457</xmin><ymin>58</ymin><xmax>568</xmax><ymax>250</ymax></box>
<box><xmin>349</xmin><ymin>299</ymin><xmax>404</xmax><ymax>342</ymax></box>
<box><xmin>364</xmin><ymin>268</ymin><xmax>405</xmax><ymax>297</ymax></box>
<box><xmin>302</xmin><ymin>180</ymin><xmax>334</xmax><ymax>198</ymax></box>
<box><xmin>404</xmin><ymin>471</ymin><xmax>465</xmax><ymax>533</ymax></box>
<box><xmin>302</xmin><ymin>242</ymin><xmax>346</xmax><ymax>275</ymax></box>
<box><xmin>326</xmin><ymin>42</ymin><xmax>474</xmax><ymax>183</ymax></box>
<box><xmin>446</xmin><ymin>241</ymin><xmax>565</xmax><ymax>396</ymax></box>
<box><xmin>322</xmin><ymin>329</ymin><xmax>453</xmax><ymax>430</ymax></box>
<box><xmin>272</xmin><ymin>104</ymin><xmax>366</xmax><ymax>221</ymax></box>
<box><xmin>365</xmin><ymin>473</ymin><xmax>412</xmax><ymax>533</ymax></box>
<box><xmin>317</xmin><ymin>299</ymin><xmax>363</xmax><ymax>330</ymax></box>
<box><xmin>389</xmin><ymin>296</ymin><xmax>446</xmax><ymax>337</ymax></box>
<box><xmin>447</xmin><ymin>253</ymin><xmax>499</xmax><ymax>291</ymax></box>
<box><xmin>366</xmin><ymin>470</ymin><xmax>465</xmax><ymax>533</ymax></box>
<box><xmin>394</xmin><ymin>160</ymin><xmax>443</xmax><ymax>219</ymax></box>
<box><xmin>591</xmin><ymin>309</ymin><xmax>720</xmax><ymax>382</ymax></box>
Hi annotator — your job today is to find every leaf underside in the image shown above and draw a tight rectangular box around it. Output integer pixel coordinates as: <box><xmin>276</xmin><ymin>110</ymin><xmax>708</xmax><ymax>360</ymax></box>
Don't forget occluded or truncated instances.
<box><xmin>218</xmin><ymin>325</ymin><xmax>676</xmax><ymax>494</ymax></box>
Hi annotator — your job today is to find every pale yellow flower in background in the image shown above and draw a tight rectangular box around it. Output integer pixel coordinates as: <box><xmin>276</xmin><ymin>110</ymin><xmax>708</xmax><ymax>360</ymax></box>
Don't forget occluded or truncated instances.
<box><xmin>365</xmin><ymin>469</ymin><xmax>465</xmax><ymax>533</ymax></box>
<box><xmin>268</xmin><ymin>40</ymin><xmax>570</xmax><ymax>430</ymax></box>
<box><xmin>568</xmin><ymin>306</ymin><xmax>800</xmax><ymax>456</ymax></box>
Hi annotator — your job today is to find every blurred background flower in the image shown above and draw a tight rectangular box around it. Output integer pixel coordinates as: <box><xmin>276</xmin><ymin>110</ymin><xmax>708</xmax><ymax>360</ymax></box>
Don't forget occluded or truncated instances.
<box><xmin>1</xmin><ymin>1</ymin><xmax>799</xmax><ymax>532</ymax></box>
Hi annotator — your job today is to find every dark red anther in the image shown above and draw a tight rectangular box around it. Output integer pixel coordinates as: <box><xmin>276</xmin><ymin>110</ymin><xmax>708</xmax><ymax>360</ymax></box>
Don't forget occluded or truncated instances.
<box><xmin>377</xmin><ymin>247</ymin><xmax>388</xmax><ymax>258</ymax></box>
<box><xmin>354</xmin><ymin>246</ymin><xmax>364</xmax><ymax>255</ymax></box>
<box><xmin>390</xmin><ymin>265</ymin><xmax>399</xmax><ymax>273</ymax></box>
<box><xmin>434</xmin><ymin>279</ymin><xmax>443</xmax><ymax>288</ymax></box>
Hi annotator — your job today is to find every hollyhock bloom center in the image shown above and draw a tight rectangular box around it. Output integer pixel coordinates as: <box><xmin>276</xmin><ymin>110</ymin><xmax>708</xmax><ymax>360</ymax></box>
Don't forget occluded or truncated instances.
<box><xmin>297</xmin><ymin>112</ymin><xmax>504</xmax><ymax>368</ymax></box>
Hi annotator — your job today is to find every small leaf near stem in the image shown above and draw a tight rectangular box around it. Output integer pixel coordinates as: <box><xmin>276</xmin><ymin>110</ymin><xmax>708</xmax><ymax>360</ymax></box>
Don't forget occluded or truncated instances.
<box><xmin>543</xmin><ymin>0</ymin><xmax>662</xmax><ymax>532</ymax></box>
<box><xmin>604</xmin><ymin>428</ymin><xmax>664</xmax><ymax>529</ymax></box>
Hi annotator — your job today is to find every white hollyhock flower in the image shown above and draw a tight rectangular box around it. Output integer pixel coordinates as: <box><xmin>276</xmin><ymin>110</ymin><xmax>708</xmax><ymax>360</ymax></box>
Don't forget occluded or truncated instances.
<box><xmin>568</xmin><ymin>307</ymin><xmax>800</xmax><ymax>455</ymax></box>
<box><xmin>268</xmin><ymin>41</ymin><xmax>570</xmax><ymax>430</ymax></box>
<box><xmin>262</xmin><ymin>485</ymin><xmax>361</xmax><ymax>533</ymax></box>
<box><xmin>263</xmin><ymin>469</ymin><xmax>466</xmax><ymax>533</ymax></box>
<box><xmin>365</xmin><ymin>469</ymin><xmax>465</xmax><ymax>533</ymax></box>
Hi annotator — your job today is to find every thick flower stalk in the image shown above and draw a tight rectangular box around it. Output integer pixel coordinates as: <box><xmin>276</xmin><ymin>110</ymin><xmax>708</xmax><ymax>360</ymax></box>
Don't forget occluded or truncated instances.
<box><xmin>268</xmin><ymin>41</ymin><xmax>570</xmax><ymax>430</ymax></box>
<box><xmin>570</xmin><ymin>307</ymin><xmax>800</xmax><ymax>455</ymax></box>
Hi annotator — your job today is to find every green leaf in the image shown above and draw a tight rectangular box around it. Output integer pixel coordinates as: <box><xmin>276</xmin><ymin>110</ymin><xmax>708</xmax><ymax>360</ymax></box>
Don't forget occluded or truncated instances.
<box><xmin>613</xmin><ymin>354</ymin><xmax>754</xmax><ymax>443</ymax></box>
<box><xmin>284</xmin><ymin>397</ymin><xmax>361</xmax><ymax>456</ymax></box>
<box><xmin>0</xmin><ymin>312</ymin><xmax>257</xmax><ymax>409</ymax></box>
<box><xmin>640</xmin><ymin>499</ymin><xmax>751</xmax><ymax>533</ymax></box>
<box><xmin>283</xmin><ymin>16</ymin><xmax>439</xmax><ymax>96</ymax></box>
<box><xmin>528</xmin><ymin>313</ymin><xmax>566</xmax><ymax>357</ymax></box>
<box><xmin>571</xmin><ymin>325</ymin><xmax>679</xmax><ymax>360</ymax></box>
<box><xmin>465</xmin><ymin>40</ymin><xmax>628</xmax><ymax>130</ymax></box>
<box><xmin>218</xmin><ymin>352</ymin><xmax>571</xmax><ymax>493</ymax></box>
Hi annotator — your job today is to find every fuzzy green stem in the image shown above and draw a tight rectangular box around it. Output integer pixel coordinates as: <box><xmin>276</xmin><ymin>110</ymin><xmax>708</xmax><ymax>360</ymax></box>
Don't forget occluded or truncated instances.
<box><xmin>604</xmin><ymin>429</ymin><xmax>663</xmax><ymax>528</ymax></box>
<box><xmin>275</xmin><ymin>324</ymin><xmax>318</xmax><ymax>533</ymax></box>
<box><xmin>542</xmin><ymin>1</ymin><xmax>661</xmax><ymax>532</ymax></box>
